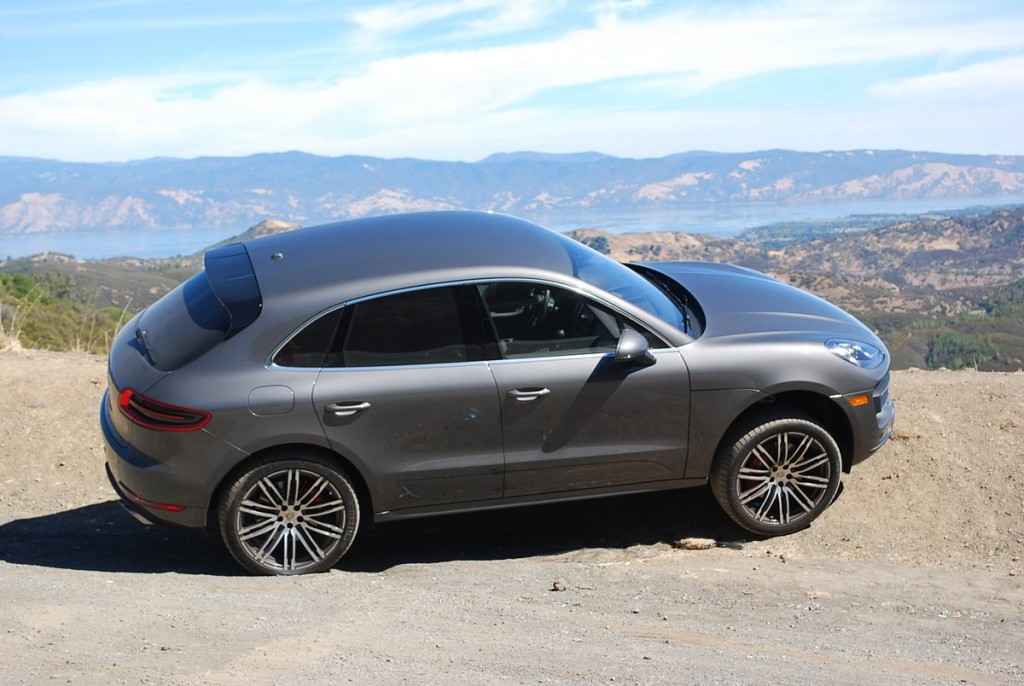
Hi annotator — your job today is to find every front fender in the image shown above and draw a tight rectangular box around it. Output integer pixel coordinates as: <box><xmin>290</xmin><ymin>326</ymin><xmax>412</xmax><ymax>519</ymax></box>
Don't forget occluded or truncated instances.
<box><xmin>684</xmin><ymin>388</ymin><xmax>767</xmax><ymax>479</ymax></box>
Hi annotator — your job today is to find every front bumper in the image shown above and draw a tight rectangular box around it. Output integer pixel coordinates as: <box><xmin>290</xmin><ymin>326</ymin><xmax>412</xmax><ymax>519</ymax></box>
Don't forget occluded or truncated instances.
<box><xmin>848</xmin><ymin>372</ymin><xmax>895</xmax><ymax>467</ymax></box>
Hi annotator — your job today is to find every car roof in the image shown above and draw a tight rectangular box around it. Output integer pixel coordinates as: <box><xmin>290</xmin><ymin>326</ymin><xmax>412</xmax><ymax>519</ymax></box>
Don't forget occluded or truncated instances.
<box><xmin>238</xmin><ymin>211</ymin><xmax>578</xmax><ymax>304</ymax></box>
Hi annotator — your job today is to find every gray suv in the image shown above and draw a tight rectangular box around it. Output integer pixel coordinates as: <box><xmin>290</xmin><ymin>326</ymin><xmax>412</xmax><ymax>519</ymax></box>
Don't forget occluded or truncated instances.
<box><xmin>101</xmin><ymin>211</ymin><xmax>894</xmax><ymax>575</ymax></box>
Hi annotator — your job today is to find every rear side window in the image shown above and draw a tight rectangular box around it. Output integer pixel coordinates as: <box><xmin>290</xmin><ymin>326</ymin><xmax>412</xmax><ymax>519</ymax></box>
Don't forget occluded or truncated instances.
<box><xmin>273</xmin><ymin>309</ymin><xmax>342</xmax><ymax>368</ymax></box>
<box><xmin>135</xmin><ymin>244</ymin><xmax>261</xmax><ymax>371</ymax></box>
<box><xmin>274</xmin><ymin>285</ymin><xmax>489</xmax><ymax>368</ymax></box>
<box><xmin>333</xmin><ymin>286</ymin><xmax>484</xmax><ymax>367</ymax></box>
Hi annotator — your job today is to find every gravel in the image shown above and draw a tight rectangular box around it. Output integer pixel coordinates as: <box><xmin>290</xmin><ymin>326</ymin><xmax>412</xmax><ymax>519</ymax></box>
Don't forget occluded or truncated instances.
<box><xmin>1</xmin><ymin>350</ymin><xmax>1022</xmax><ymax>684</ymax></box>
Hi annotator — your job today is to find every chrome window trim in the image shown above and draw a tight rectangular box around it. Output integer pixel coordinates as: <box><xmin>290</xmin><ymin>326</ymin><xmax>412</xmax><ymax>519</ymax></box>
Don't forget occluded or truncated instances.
<box><xmin>267</xmin><ymin>277</ymin><xmax>677</xmax><ymax>370</ymax></box>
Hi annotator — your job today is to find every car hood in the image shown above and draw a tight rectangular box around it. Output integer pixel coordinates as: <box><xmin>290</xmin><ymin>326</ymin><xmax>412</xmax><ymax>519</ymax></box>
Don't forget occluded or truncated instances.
<box><xmin>638</xmin><ymin>262</ymin><xmax>881</xmax><ymax>344</ymax></box>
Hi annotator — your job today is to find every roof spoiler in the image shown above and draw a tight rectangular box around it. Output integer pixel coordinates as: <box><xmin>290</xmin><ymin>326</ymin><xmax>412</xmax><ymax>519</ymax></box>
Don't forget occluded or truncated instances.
<box><xmin>204</xmin><ymin>243</ymin><xmax>263</xmax><ymax>336</ymax></box>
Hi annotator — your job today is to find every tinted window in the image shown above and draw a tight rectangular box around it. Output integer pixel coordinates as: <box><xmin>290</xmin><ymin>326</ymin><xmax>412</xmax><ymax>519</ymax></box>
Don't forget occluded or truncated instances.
<box><xmin>479</xmin><ymin>282</ymin><xmax>661</xmax><ymax>359</ymax></box>
<box><xmin>136</xmin><ymin>273</ymin><xmax>230</xmax><ymax>371</ymax></box>
<box><xmin>555</xmin><ymin>233</ymin><xmax>686</xmax><ymax>331</ymax></box>
<box><xmin>134</xmin><ymin>245</ymin><xmax>263</xmax><ymax>372</ymax></box>
<box><xmin>273</xmin><ymin>308</ymin><xmax>342</xmax><ymax>368</ymax></box>
<box><xmin>329</xmin><ymin>286</ymin><xmax>484</xmax><ymax>368</ymax></box>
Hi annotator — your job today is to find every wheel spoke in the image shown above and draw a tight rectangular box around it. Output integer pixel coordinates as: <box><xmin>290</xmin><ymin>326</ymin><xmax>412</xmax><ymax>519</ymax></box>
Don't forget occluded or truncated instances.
<box><xmin>754</xmin><ymin>484</ymin><xmax>781</xmax><ymax>522</ymax></box>
<box><xmin>751</xmin><ymin>442</ymin><xmax>779</xmax><ymax>469</ymax></box>
<box><xmin>784</xmin><ymin>433</ymin><xmax>814</xmax><ymax>462</ymax></box>
<box><xmin>302</xmin><ymin>498</ymin><xmax>346</xmax><ymax>517</ymax></box>
<box><xmin>295</xmin><ymin>476</ymin><xmax>330</xmax><ymax>508</ymax></box>
<box><xmin>238</xmin><ymin>498</ymin><xmax>278</xmax><ymax>517</ymax></box>
<box><xmin>785</xmin><ymin>483</ymin><xmax>817</xmax><ymax>513</ymax></box>
<box><xmin>738</xmin><ymin>478</ymin><xmax>771</xmax><ymax>506</ymax></box>
<box><xmin>302</xmin><ymin>517</ymin><xmax>347</xmax><ymax>538</ymax></box>
<box><xmin>280</xmin><ymin>529</ymin><xmax>296</xmax><ymax>570</ymax></box>
<box><xmin>739</xmin><ymin>464</ymin><xmax>771</xmax><ymax>478</ymax></box>
<box><xmin>777</xmin><ymin>486</ymin><xmax>792</xmax><ymax>523</ymax></box>
<box><xmin>300</xmin><ymin>518</ymin><xmax>346</xmax><ymax>539</ymax></box>
<box><xmin>294</xmin><ymin>524</ymin><xmax>328</xmax><ymax>560</ymax></box>
<box><xmin>238</xmin><ymin>515</ymin><xmax>281</xmax><ymax>542</ymax></box>
<box><xmin>256</xmin><ymin>478</ymin><xmax>286</xmax><ymax>507</ymax></box>
<box><xmin>792</xmin><ymin>473</ymin><xmax>831</xmax><ymax>489</ymax></box>
<box><xmin>254</xmin><ymin>525</ymin><xmax>287</xmax><ymax>564</ymax></box>
<box><xmin>285</xmin><ymin>469</ymin><xmax>301</xmax><ymax>506</ymax></box>
<box><xmin>791</xmin><ymin>452</ymin><xmax>829</xmax><ymax>474</ymax></box>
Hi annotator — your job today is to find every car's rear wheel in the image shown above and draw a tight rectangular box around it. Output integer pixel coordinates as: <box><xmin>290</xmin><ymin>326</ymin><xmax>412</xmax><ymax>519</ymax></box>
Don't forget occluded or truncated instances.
<box><xmin>219</xmin><ymin>453</ymin><xmax>360</xmax><ymax>575</ymax></box>
<box><xmin>712</xmin><ymin>410</ymin><xmax>842</xmax><ymax>536</ymax></box>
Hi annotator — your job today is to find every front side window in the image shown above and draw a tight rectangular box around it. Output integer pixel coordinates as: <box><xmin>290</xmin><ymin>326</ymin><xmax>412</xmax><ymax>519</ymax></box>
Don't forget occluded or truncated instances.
<box><xmin>478</xmin><ymin>282</ymin><xmax>661</xmax><ymax>359</ymax></box>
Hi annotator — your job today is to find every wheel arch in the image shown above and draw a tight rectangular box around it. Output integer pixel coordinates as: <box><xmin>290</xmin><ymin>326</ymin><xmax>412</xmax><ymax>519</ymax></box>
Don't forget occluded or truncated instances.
<box><xmin>207</xmin><ymin>442</ymin><xmax>376</xmax><ymax>532</ymax></box>
<box><xmin>713</xmin><ymin>391</ymin><xmax>854</xmax><ymax>474</ymax></box>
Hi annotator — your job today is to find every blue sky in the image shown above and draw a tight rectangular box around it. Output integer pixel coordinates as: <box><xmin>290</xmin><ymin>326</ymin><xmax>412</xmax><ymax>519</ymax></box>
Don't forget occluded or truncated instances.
<box><xmin>1</xmin><ymin>0</ymin><xmax>1023</xmax><ymax>162</ymax></box>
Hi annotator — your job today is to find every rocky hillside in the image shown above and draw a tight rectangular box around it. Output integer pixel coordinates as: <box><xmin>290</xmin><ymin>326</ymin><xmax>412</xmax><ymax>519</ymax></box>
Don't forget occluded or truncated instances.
<box><xmin>572</xmin><ymin>206</ymin><xmax>1024</xmax><ymax>318</ymax></box>
<box><xmin>2</xmin><ymin>150</ymin><xmax>1023</xmax><ymax>235</ymax></box>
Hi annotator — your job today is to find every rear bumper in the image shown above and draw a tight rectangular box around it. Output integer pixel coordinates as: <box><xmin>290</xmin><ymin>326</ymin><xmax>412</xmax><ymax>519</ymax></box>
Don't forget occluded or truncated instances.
<box><xmin>105</xmin><ymin>462</ymin><xmax>155</xmax><ymax>526</ymax></box>
<box><xmin>101</xmin><ymin>392</ymin><xmax>210</xmax><ymax>529</ymax></box>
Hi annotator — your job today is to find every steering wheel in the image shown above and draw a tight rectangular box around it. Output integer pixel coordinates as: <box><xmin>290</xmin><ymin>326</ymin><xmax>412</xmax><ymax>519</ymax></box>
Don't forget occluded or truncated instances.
<box><xmin>527</xmin><ymin>288</ymin><xmax>552</xmax><ymax>327</ymax></box>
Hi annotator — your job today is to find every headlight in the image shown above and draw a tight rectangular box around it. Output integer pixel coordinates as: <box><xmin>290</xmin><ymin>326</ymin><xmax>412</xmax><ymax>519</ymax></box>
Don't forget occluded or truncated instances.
<box><xmin>826</xmin><ymin>338</ymin><xmax>885</xmax><ymax>369</ymax></box>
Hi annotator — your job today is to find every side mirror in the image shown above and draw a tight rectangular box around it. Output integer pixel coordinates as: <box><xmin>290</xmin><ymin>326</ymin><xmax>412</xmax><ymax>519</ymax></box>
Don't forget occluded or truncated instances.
<box><xmin>615</xmin><ymin>328</ymin><xmax>656</xmax><ymax>367</ymax></box>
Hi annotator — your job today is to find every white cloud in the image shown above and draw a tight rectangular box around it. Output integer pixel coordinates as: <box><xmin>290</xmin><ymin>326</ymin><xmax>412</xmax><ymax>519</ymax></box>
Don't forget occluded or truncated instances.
<box><xmin>351</xmin><ymin>0</ymin><xmax>559</xmax><ymax>35</ymax></box>
<box><xmin>2</xmin><ymin>0</ymin><xmax>1024</xmax><ymax>160</ymax></box>
<box><xmin>870</xmin><ymin>55</ymin><xmax>1024</xmax><ymax>100</ymax></box>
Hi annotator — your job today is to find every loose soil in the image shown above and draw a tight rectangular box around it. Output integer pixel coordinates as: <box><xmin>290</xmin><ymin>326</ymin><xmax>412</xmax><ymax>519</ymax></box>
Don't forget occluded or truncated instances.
<box><xmin>1</xmin><ymin>350</ymin><xmax>1022</xmax><ymax>684</ymax></box>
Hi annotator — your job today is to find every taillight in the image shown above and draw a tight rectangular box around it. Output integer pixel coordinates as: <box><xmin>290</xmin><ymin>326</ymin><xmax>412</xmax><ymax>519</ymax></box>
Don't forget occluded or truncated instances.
<box><xmin>118</xmin><ymin>389</ymin><xmax>211</xmax><ymax>431</ymax></box>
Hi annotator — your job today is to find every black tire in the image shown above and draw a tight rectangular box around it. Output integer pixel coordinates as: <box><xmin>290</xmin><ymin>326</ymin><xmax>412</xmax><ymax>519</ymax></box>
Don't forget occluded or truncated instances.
<box><xmin>219</xmin><ymin>452</ymin><xmax>360</xmax><ymax>575</ymax></box>
<box><xmin>711</xmin><ymin>410</ymin><xmax>842</xmax><ymax>536</ymax></box>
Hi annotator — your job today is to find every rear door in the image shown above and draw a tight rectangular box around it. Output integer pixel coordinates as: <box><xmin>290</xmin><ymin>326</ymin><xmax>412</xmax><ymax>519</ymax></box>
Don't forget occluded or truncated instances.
<box><xmin>309</xmin><ymin>285</ymin><xmax>504</xmax><ymax>513</ymax></box>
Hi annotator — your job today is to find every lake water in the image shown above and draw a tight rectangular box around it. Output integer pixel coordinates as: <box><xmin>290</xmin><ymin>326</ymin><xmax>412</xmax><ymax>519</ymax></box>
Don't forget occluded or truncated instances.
<box><xmin>3</xmin><ymin>196</ymin><xmax>1023</xmax><ymax>260</ymax></box>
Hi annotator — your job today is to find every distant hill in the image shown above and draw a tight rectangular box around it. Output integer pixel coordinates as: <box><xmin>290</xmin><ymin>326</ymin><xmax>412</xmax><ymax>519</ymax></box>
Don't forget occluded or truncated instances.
<box><xmin>571</xmin><ymin>206</ymin><xmax>1024</xmax><ymax>370</ymax></box>
<box><xmin>477</xmin><ymin>151</ymin><xmax>616</xmax><ymax>164</ymax></box>
<box><xmin>2</xmin><ymin>149</ymin><xmax>1023</xmax><ymax>236</ymax></box>
<box><xmin>3</xmin><ymin>207</ymin><xmax>1023</xmax><ymax>369</ymax></box>
<box><xmin>572</xmin><ymin>206</ymin><xmax>1024</xmax><ymax>314</ymax></box>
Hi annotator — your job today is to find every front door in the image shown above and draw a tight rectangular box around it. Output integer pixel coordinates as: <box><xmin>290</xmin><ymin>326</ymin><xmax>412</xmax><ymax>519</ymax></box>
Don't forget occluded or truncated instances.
<box><xmin>478</xmin><ymin>282</ymin><xmax>690</xmax><ymax>497</ymax></box>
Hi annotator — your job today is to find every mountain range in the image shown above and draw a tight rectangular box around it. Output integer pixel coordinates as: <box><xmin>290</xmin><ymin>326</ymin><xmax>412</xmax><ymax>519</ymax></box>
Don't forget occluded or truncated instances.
<box><xmin>3</xmin><ymin>149</ymin><xmax>1024</xmax><ymax>235</ymax></box>
<box><xmin>4</xmin><ymin>205</ymin><xmax>1022</xmax><ymax>370</ymax></box>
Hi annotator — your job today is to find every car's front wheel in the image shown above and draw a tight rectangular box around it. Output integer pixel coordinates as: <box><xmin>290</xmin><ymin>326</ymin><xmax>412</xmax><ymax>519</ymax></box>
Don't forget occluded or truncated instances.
<box><xmin>711</xmin><ymin>410</ymin><xmax>842</xmax><ymax>536</ymax></box>
<box><xmin>219</xmin><ymin>453</ymin><xmax>360</xmax><ymax>575</ymax></box>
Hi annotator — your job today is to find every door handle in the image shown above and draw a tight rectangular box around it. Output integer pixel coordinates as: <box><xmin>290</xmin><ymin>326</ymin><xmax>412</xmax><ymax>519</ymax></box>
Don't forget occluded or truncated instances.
<box><xmin>506</xmin><ymin>388</ymin><xmax>551</xmax><ymax>402</ymax></box>
<box><xmin>325</xmin><ymin>401</ymin><xmax>371</xmax><ymax>417</ymax></box>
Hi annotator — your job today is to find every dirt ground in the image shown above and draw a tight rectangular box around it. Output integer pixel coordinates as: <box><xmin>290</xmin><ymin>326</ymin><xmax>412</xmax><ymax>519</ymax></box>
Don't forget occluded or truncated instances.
<box><xmin>1</xmin><ymin>349</ymin><xmax>1022</xmax><ymax>684</ymax></box>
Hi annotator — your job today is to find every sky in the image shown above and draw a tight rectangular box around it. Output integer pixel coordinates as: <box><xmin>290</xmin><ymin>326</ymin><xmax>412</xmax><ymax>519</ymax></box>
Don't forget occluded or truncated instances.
<box><xmin>1</xmin><ymin>0</ymin><xmax>1023</xmax><ymax>163</ymax></box>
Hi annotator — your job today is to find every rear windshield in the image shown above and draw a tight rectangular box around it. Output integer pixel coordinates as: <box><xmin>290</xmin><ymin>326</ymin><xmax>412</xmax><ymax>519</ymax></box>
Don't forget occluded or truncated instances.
<box><xmin>135</xmin><ymin>244</ymin><xmax>261</xmax><ymax>371</ymax></box>
<box><xmin>137</xmin><ymin>273</ymin><xmax>232</xmax><ymax>371</ymax></box>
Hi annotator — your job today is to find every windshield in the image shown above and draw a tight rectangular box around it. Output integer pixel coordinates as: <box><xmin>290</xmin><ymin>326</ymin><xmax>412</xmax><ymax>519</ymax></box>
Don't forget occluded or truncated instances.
<box><xmin>556</xmin><ymin>234</ymin><xmax>685</xmax><ymax>331</ymax></box>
